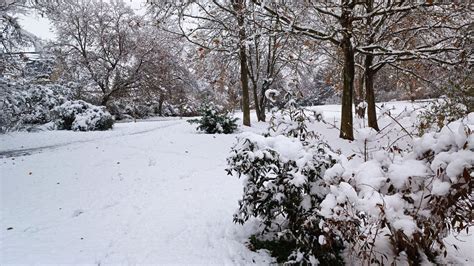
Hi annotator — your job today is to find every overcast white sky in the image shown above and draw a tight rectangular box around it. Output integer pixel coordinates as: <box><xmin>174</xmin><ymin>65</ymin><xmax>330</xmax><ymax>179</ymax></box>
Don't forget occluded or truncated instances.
<box><xmin>18</xmin><ymin>0</ymin><xmax>148</xmax><ymax>41</ymax></box>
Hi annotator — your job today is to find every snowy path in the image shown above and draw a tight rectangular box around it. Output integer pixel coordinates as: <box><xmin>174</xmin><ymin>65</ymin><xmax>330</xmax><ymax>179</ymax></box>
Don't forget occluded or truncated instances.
<box><xmin>0</xmin><ymin>121</ymin><xmax>183</xmax><ymax>158</ymax></box>
<box><xmin>0</xmin><ymin>120</ymin><xmax>271</xmax><ymax>264</ymax></box>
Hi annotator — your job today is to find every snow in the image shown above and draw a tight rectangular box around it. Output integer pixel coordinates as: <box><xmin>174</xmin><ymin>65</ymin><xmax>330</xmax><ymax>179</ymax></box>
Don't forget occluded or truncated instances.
<box><xmin>1</xmin><ymin>101</ymin><xmax>472</xmax><ymax>264</ymax></box>
<box><xmin>0</xmin><ymin>118</ymin><xmax>181</xmax><ymax>153</ymax></box>
<box><xmin>238</xmin><ymin>132</ymin><xmax>306</xmax><ymax>163</ymax></box>
<box><xmin>319</xmin><ymin>194</ymin><xmax>337</xmax><ymax>218</ymax></box>
<box><xmin>355</xmin><ymin>160</ymin><xmax>386</xmax><ymax>193</ymax></box>
<box><xmin>445</xmin><ymin>150</ymin><xmax>473</xmax><ymax>179</ymax></box>
<box><xmin>388</xmin><ymin>159</ymin><xmax>428</xmax><ymax>189</ymax></box>
<box><xmin>431</xmin><ymin>179</ymin><xmax>451</xmax><ymax>196</ymax></box>
<box><xmin>318</xmin><ymin>235</ymin><xmax>326</xmax><ymax>245</ymax></box>
<box><xmin>354</xmin><ymin>127</ymin><xmax>377</xmax><ymax>142</ymax></box>
<box><xmin>0</xmin><ymin>119</ymin><xmax>273</xmax><ymax>264</ymax></box>
<box><xmin>264</xmin><ymin>89</ymin><xmax>280</xmax><ymax>103</ymax></box>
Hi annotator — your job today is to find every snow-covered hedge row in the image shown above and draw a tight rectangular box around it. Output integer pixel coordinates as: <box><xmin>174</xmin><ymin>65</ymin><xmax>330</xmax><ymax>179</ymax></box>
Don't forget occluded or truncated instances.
<box><xmin>320</xmin><ymin>114</ymin><xmax>473</xmax><ymax>264</ymax></box>
<box><xmin>0</xmin><ymin>77</ymin><xmax>114</xmax><ymax>132</ymax></box>
<box><xmin>53</xmin><ymin>100</ymin><xmax>114</xmax><ymax>131</ymax></box>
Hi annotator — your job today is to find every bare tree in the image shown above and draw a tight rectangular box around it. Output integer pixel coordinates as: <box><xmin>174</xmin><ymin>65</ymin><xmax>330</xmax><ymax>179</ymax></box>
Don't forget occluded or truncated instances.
<box><xmin>0</xmin><ymin>0</ymin><xmax>40</xmax><ymax>74</ymax></box>
<box><xmin>249</xmin><ymin>0</ymin><xmax>472</xmax><ymax>138</ymax></box>
<box><xmin>40</xmin><ymin>0</ymin><xmax>156</xmax><ymax>107</ymax></box>
<box><xmin>356</xmin><ymin>1</ymin><xmax>471</xmax><ymax>131</ymax></box>
<box><xmin>250</xmin><ymin>0</ymin><xmax>359</xmax><ymax>139</ymax></box>
<box><xmin>149</xmin><ymin>1</ymin><xmax>256</xmax><ymax>126</ymax></box>
<box><xmin>137</xmin><ymin>29</ymin><xmax>198</xmax><ymax>116</ymax></box>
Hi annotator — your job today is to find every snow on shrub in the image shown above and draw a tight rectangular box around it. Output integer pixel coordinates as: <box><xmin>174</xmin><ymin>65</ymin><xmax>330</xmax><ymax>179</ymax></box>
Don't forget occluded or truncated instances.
<box><xmin>265</xmin><ymin>88</ymin><xmax>280</xmax><ymax>103</ymax></box>
<box><xmin>188</xmin><ymin>103</ymin><xmax>238</xmax><ymax>134</ymax></box>
<box><xmin>417</xmin><ymin>97</ymin><xmax>468</xmax><ymax>135</ymax></box>
<box><xmin>318</xmin><ymin>113</ymin><xmax>473</xmax><ymax>264</ymax></box>
<box><xmin>229</xmin><ymin>97</ymin><xmax>472</xmax><ymax>264</ymax></box>
<box><xmin>53</xmin><ymin>100</ymin><xmax>114</xmax><ymax>131</ymax></box>
<box><xmin>227</xmin><ymin>103</ymin><xmax>343</xmax><ymax>264</ymax></box>
<box><xmin>354</xmin><ymin>127</ymin><xmax>378</xmax><ymax>161</ymax></box>
<box><xmin>267</xmin><ymin>99</ymin><xmax>323</xmax><ymax>141</ymax></box>
<box><xmin>0</xmin><ymin>78</ymin><xmax>70</xmax><ymax>132</ymax></box>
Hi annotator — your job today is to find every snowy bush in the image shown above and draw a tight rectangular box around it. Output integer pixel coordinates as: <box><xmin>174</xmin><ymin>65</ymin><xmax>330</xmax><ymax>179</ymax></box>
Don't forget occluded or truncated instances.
<box><xmin>0</xmin><ymin>78</ymin><xmax>70</xmax><ymax>132</ymax></box>
<box><xmin>178</xmin><ymin>102</ymin><xmax>199</xmax><ymax>117</ymax></box>
<box><xmin>266</xmin><ymin>99</ymin><xmax>323</xmax><ymax>142</ymax></box>
<box><xmin>23</xmin><ymin>59</ymin><xmax>55</xmax><ymax>81</ymax></box>
<box><xmin>53</xmin><ymin>100</ymin><xmax>114</xmax><ymax>131</ymax></box>
<box><xmin>318</xmin><ymin>114</ymin><xmax>473</xmax><ymax>264</ymax></box>
<box><xmin>188</xmin><ymin>103</ymin><xmax>238</xmax><ymax>134</ymax></box>
<box><xmin>417</xmin><ymin>97</ymin><xmax>468</xmax><ymax>135</ymax></box>
<box><xmin>227</xmin><ymin>103</ymin><xmax>343</xmax><ymax>264</ymax></box>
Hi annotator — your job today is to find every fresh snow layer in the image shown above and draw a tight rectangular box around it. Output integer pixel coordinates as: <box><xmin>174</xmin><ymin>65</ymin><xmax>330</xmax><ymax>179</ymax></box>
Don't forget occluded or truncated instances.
<box><xmin>0</xmin><ymin>119</ymin><xmax>272</xmax><ymax>264</ymax></box>
<box><xmin>1</xmin><ymin>101</ymin><xmax>472</xmax><ymax>265</ymax></box>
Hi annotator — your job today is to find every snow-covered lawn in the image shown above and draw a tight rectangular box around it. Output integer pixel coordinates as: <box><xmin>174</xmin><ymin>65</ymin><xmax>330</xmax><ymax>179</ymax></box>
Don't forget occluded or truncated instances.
<box><xmin>1</xmin><ymin>101</ymin><xmax>472</xmax><ymax>264</ymax></box>
<box><xmin>0</xmin><ymin>119</ymin><xmax>272</xmax><ymax>264</ymax></box>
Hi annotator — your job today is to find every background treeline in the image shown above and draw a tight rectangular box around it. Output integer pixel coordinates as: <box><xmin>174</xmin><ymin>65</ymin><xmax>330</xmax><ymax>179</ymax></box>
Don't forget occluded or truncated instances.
<box><xmin>1</xmin><ymin>0</ymin><xmax>472</xmax><ymax>135</ymax></box>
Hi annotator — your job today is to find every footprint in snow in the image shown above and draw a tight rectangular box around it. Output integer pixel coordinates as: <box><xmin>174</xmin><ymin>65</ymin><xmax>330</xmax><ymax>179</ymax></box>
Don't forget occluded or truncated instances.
<box><xmin>148</xmin><ymin>158</ymin><xmax>157</xmax><ymax>166</ymax></box>
<box><xmin>72</xmin><ymin>209</ymin><xmax>84</xmax><ymax>218</ymax></box>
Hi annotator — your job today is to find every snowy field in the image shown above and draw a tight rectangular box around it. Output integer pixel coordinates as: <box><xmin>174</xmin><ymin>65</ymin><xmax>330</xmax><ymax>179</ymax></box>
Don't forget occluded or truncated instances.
<box><xmin>1</xmin><ymin>101</ymin><xmax>472</xmax><ymax>264</ymax></box>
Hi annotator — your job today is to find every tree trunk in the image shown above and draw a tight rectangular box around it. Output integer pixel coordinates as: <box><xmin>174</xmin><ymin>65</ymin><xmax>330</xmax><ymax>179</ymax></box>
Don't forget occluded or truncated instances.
<box><xmin>101</xmin><ymin>94</ymin><xmax>110</xmax><ymax>106</ymax></box>
<box><xmin>364</xmin><ymin>0</ymin><xmax>379</xmax><ymax>131</ymax></box>
<box><xmin>365</xmin><ymin>60</ymin><xmax>379</xmax><ymax>131</ymax></box>
<box><xmin>339</xmin><ymin>4</ymin><xmax>355</xmax><ymax>140</ymax></box>
<box><xmin>233</xmin><ymin>0</ymin><xmax>251</xmax><ymax>127</ymax></box>
<box><xmin>258</xmin><ymin>83</ymin><xmax>268</xmax><ymax>122</ymax></box>
<box><xmin>252</xmin><ymin>82</ymin><xmax>263</xmax><ymax>121</ymax></box>
<box><xmin>355</xmin><ymin>68</ymin><xmax>366</xmax><ymax>119</ymax></box>
<box><xmin>340</xmin><ymin>37</ymin><xmax>355</xmax><ymax>140</ymax></box>
<box><xmin>158</xmin><ymin>94</ymin><xmax>164</xmax><ymax>116</ymax></box>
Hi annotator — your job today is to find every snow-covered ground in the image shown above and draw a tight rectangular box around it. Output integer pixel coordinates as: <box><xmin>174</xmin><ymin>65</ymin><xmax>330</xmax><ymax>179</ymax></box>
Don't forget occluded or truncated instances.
<box><xmin>0</xmin><ymin>119</ymin><xmax>273</xmax><ymax>264</ymax></box>
<box><xmin>1</xmin><ymin>101</ymin><xmax>472</xmax><ymax>264</ymax></box>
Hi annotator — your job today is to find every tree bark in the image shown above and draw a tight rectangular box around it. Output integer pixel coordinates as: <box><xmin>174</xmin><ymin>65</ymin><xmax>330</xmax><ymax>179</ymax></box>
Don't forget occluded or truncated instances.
<box><xmin>101</xmin><ymin>94</ymin><xmax>110</xmax><ymax>106</ymax></box>
<box><xmin>340</xmin><ymin>37</ymin><xmax>355</xmax><ymax>140</ymax></box>
<box><xmin>258</xmin><ymin>82</ymin><xmax>268</xmax><ymax>122</ymax></box>
<box><xmin>364</xmin><ymin>0</ymin><xmax>380</xmax><ymax>131</ymax></box>
<box><xmin>158</xmin><ymin>93</ymin><xmax>164</xmax><ymax>116</ymax></box>
<box><xmin>252</xmin><ymin>82</ymin><xmax>263</xmax><ymax>121</ymax></box>
<box><xmin>233</xmin><ymin>0</ymin><xmax>251</xmax><ymax>127</ymax></box>
<box><xmin>339</xmin><ymin>3</ymin><xmax>355</xmax><ymax>140</ymax></box>
<box><xmin>365</xmin><ymin>58</ymin><xmax>380</xmax><ymax>131</ymax></box>
<box><xmin>355</xmin><ymin>67</ymin><xmax>366</xmax><ymax>119</ymax></box>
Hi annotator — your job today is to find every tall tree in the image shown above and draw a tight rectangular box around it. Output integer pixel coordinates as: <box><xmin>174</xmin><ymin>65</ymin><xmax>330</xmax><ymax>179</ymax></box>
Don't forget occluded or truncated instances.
<box><xmin>232</xmin><ymin>0</ymin><xmax>251</xmax><ymax>126</ymax></box>
<box><xmin>150</xmin><ymin>1</ymin><xmax>254</xmax><ymax>126</ymax></box>
<box><xmin>251</xmin><ymin>0</ymin><xmax>471</xmax><ymax>138</ymax></box>
<box><xmin>251</xmin><ymin>0</ymin><xmax>360</xmax><ymax>140</ymax></box>
<box><xmin>356</xmin><ymin>1</ymin><xmax>471</xmax><ymax>131</ymax></box>
<box><xmin>40</xmin><ymin>0</ymin><xmax>156</xmax><ymax>107</ymax></box>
